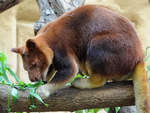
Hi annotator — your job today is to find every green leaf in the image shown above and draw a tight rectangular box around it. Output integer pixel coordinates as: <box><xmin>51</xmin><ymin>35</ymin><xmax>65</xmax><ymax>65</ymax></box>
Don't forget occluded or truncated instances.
<box><xmin>0</xmin><ymin>76</ymin><xmax>5</xmax><ymax>84</ymax></box>
<box><xmin>115</xmin><ymin>107</ymin><xmax>120</xmax><ymax>112</ymax></box>
<box><xmin>147</xmin><ymin>65</ymin><xmax>150</xmax><ymax>71</ymax></box>
<box><xmin>29</xmin><ymin>104</ymin><xmax>37</xmax><ymax>110</ymax></box>
<box><xmin>75</xmin><ymin>109</ymin><xmax>100</xmax><ymax>113</ymax></box>
<box><xmin>28</xmin><ymin>80</ymin><xmax>44</xmax><ymax>88</ymax></box>
<box><xmin>93</xmin><ymin>109</ymin><xmax>100</xmax><ymax>113</ymax></box>
<box><xmin>0</xmin><ymin>52</ymin><xmax>7</xmax><ymax>65</ymax></box>
<box><xmin>0</xmin><ymin>63</ymin><xmax>10</xmax><ymax>83</ymax></box>
<box><xmin>8</xmin><ymin>88</ymin><xmax>11</xmax><ymax>113</ymax></box>
<box><xmin>145</xmin><ymin>46</ymin><xmax>150</xmax><ymax>55</ymax></box>
<box><xmin>145</xmin><ymin>56</ymin><xmax>150</xmax><ymax>62</ymax></box>
<box><xmin>0</xmin><ymin>62</ymin><xmax>3</xmax><ymax>74</ymax></box>
<box><xmin>104</xmin><ymin>108</ymin><xmax>110</xmax><ymax>112</ymax></box>
<box><xmin>66</xmin><ymin>73</ymin><xmax>84</xmax><ymax>86</ymax></box>
<box><xmin>11</xmin><ymin>88</ymin><xmax>18</xmax><ymax>103</ymax></box>
<box><xmin>6</xmin><ymin>66</ymin><xmax>20</xmax><ymax>82</ymax></box>
<box><xmin>1</xmin><ymin>80</ymin><xmax>5</xmax><ymax>84</ymax></box>
<box><xmin>87</xmin><ymin>109</ymin><xmax>98</xmax><ymax>113</ymax></box>
<box><xmin>0</xmin><ymin>53</ymin><xmax>11</xmax><ymax>83</ymax></box>
<box><xmin>145</xmin><ymin>46</ymin><xmax>150</xmax><ymax>62</ymax></box>
<box><xmin>75</xmin><ymin>110</ymin><xmax>84</xmax><ymax>113</ymax></box>
<box><xmin>18</xmin><ymin>81</ymin><xmax>25</xmax><ymax>85</ymax></box>
<box><xmin>0</xmin><ymin>76</ymin><xmax>2</xmax><ymax>81</ymax></box>
<box><xmin>29</xmin><ymin>90</ymin><xmax>48</xmax><ymax>106</ymax></box>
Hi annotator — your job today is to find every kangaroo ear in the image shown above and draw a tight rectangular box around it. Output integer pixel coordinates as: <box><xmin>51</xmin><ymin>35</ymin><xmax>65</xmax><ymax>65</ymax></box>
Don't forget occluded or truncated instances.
<box><xmin>26</xmin><ymin>39</ymin><xmax>37</xmax><ymax>51</ymax></box>
<box><xmin>11</xmin><ymin>47</ymin><xmax>24</xmax><ymax>54</ymax></box>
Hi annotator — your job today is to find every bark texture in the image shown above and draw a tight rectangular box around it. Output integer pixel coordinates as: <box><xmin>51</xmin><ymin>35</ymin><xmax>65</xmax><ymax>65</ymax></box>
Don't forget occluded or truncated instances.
<box><xmin>118</xmin><ymin>106</ymin><xmax>136</xmax><ymax>113</ymax></box>
<box><xmin>34</xmin><ymin>0</ymin><xmax>85</xmax><ymax>34</ymax></box>
<box><xmin>0</xmin><ymin>0</ymin><xmax>23</xmax><ymax>13</ymax></box>
<box><xmin>0</xmin><ymin>81</ymin><xmax>135</xmax><ymax>112</ymax></box>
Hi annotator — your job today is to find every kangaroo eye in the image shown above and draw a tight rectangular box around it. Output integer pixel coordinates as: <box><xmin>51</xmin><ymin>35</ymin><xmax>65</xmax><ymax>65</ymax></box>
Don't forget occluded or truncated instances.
<box><xmin>29</xmin><ymin>62</ymin><xmax>37</xmax><ymax>69</ymax></box>
<box><xmin>22</xmin><ymin>53</ymin><xmax>29</xmax><ymax>57</ymax></box>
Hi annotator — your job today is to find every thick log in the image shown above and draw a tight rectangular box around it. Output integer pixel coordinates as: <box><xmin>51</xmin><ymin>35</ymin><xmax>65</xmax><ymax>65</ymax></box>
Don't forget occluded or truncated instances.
<box><xmin>0</xmin><ymin>0</ymin><xmax>23</xmax><ymax>13</ymax></box>
<box><xmin>0</xmin><ymin>81</ymin><xmax>135</xmax><ymax>112</ymax></box>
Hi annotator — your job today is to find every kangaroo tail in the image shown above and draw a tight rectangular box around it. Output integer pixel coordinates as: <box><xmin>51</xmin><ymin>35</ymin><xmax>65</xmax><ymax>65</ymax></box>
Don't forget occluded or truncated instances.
<box><xmin>132</xmin><ymin>61</ymin><xmax>150</xmax><ymax>113</ymax></box>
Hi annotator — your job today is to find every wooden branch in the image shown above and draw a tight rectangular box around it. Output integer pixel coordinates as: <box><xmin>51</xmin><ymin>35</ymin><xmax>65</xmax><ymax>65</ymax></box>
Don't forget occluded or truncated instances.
<box><xmin>0</xmin><ymin>81</ymin><xmax>135</xmax><ymax>112</ymax></box>
<box><xmin>0</xmin><ymin>0</ymin><xmax>23</xmax><ymax>13</ymax></box>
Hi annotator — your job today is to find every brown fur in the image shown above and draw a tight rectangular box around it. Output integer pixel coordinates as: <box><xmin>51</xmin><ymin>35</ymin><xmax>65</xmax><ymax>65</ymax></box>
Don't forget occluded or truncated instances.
<box><xmin>12</xmin><ymin>5</ymin><xmax>150</xmax><ymax>112</ymax></box>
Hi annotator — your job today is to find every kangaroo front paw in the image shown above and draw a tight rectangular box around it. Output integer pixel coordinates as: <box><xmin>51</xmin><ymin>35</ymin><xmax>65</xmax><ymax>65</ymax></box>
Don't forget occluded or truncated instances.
<box><xmin>72</xmin><ymin>78</ymin><xmax>92</xmax><ymax>89</ymax></box>
<box><xmin>72</xmin><ymin>77</ymin><xmax>105</xmax><ymax>89</ymax></box>
<box><xmin>36</xmin><ymin>84</ymin><xmax>51</xmax><ymax>99</ymax></box>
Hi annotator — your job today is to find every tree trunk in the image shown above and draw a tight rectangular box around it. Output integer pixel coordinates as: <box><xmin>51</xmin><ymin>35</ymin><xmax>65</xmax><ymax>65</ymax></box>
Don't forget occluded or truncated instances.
<box><xmin>0</xmin><ymin>0</ymin><xmax>23</xmax><ymax>13</ymax></box>
<box><xmin>34</xmin><ymin>0</ymin><xmax>85</xmax><ymax>34</ymax></box>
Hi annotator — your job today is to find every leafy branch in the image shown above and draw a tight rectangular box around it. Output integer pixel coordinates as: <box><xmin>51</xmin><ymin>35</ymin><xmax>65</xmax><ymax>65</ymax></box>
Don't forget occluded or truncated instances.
<box><xmin>0</xmin><ymin>52</ymin><xmax>47</xmax><ymax>111</ymax></box>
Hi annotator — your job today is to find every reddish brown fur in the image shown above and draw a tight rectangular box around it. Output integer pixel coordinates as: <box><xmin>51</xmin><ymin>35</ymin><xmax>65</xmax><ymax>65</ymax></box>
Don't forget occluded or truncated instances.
<box><xmin>12</xmin><ymin>5</ymin><xmax>149</xmax><ymax>112</ymax></box>
<box><xmin>12</xmin><ymin>4</ymin><xmax>145</xmax><ymax>83</ymax></box>
<box><xmin>37</xmin><ymin>5</ymin><xmax>144</xmax><ymax>80</ymax></box>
